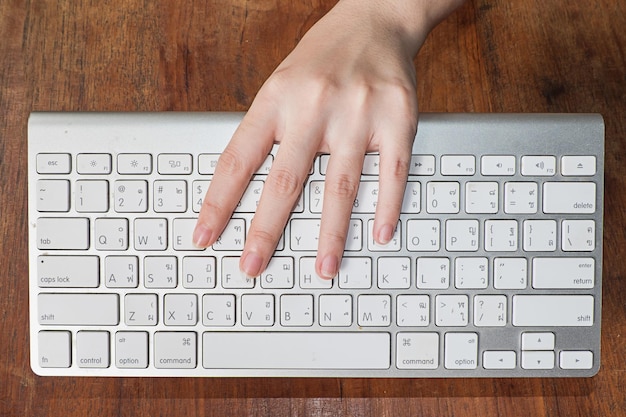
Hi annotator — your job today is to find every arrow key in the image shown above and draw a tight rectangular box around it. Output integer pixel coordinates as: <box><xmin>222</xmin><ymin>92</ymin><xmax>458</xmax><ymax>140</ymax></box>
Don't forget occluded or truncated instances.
<box><xmin>483</xmin><ymin>350</ymin><xmax>516</xmax><ymax>369</ymax></box>
<box><xmin>522</xmin><ymin>351</ymin><xmax>555</xmax><ymax>369</ymax></box>
<box><xmin>560</xmin><ymin>350</ymin><xmax>593</xmax><ymax>369</ymax></box>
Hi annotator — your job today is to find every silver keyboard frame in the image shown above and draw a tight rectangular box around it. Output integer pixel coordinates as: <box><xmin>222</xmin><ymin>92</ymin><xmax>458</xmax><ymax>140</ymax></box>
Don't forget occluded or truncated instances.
<box><xmin>28</xmin><ymin>112</ymin><xmax>604</xmax><ymax>377</ymax></box>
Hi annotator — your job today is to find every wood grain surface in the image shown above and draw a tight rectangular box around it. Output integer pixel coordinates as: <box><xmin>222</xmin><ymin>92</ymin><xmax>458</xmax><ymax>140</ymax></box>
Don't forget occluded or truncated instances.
<box><xmin>1</xmin><ymin>0</ymin><xmax>625</xmax><ymax>416</ymax></box>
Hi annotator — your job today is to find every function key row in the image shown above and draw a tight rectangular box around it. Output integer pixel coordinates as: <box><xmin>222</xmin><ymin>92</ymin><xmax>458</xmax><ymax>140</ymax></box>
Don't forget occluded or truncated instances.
<box><xmin>36</xmin><ymin>153</ymin><xmax>597</xmax><ymax>177</ymax></box>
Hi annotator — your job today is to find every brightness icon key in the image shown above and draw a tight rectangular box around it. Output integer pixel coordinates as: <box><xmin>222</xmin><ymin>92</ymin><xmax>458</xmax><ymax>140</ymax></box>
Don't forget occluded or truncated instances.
<box><xmin>77</xmin><ymin>153</ymin><xmax>112</xmax><ymax>174</ymax></box>
<box><xmin>118</xmin><ymin>154</ymin><xmax>152</xmax><ymax>174</ymax></box>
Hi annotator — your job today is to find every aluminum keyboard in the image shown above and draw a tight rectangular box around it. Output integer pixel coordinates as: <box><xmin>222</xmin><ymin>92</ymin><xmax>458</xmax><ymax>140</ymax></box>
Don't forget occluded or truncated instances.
<box><xmin>28</xmin><ymin>112</ymin><xmax>604</xmax><ymax>377</ymax></box>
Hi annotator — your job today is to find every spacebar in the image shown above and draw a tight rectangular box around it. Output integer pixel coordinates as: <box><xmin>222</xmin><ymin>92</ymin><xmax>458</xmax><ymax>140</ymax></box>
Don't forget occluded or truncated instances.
<box><xmin>202</xmin><ymin>332</ymin><xmax>390</xmax><ymax>369</ymax></box>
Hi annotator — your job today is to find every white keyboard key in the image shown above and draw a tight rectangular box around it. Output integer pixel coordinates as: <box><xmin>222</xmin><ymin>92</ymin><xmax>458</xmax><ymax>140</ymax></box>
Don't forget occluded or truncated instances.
<box><xmin>158</xmin><ymin>153</ymin><xmax>192</xmax><ymax>174</ymax></box>
<box><xmin>280</xmin><ymin>294</ymin><xmax>314</xmax><ymax>327</ymax></box>
<box><xmin>522</xmin><ymin>332</ymin><xmax>555</xmax><ymax>350</ymax></box>
<box><xmin>378</xmin><ymin>257</ymin><xmax>411</xmax><ymax>289</ymax></box>
<box><xmin>368</xmin><ymin>220</ymin><xmax>401</xmax><ymax>251</ymax></box>
<box><xmin>105</xmin><ymin>256</ymin><xmax>139</xmax><ymax>288</ymax></box>
<box><xmin>504</xmin><ymin>182</ymin><xmax>538</xmax><ymax>214</ymax></box>
<box><xmin>353</xmin><ymin>181</ymin><xmax>378</xmax><ymax>213</ymax></box>
<box><xmin>560</xmin><ymin>351</ymin><xmax>593</xmax><ymax>369</ymax></box>
<box><xmin>401</xmin><ymin>182</ymin><xmax>421</xmax><ymax>213</ymax></box>
<box><xmin>446</xmin><ymin>219</ymin><xmax>479</xmax><ymax>251</ymax></box>
<box><xmin>532</xmin><ymin>257</ymin><xmax>595</xmax><ymax>289</ymax></box>
<box><xmin>260</xmin><ymin>257</ymin><xmax>294</xmax><ymax>289</ymax></box>
<box><xmin>409</xmin><ymin>155</ymin><xmax>435</xmax><ymax>175</ymax></box>
<box><xmin>465</xmin><ymin>182</ymin><xmax>498</xmax><ymax>214</ymax></box>
<box><xmin>154</xmin><ymin>332</ymin><xmax>197</xmax><ymax>369</ymax></box>
<box><xmin>154</xmin><ymin>180</ymin><xmax>187</xmax><ymax>212</ymax></box>
<box><xmin>37</xmin><ymin>255</ymin><xmax>99</xmax><ymax>288</ymax></box>
<box><xmin>455</xmin><ymin>257</ymin><xmax>488</xmax><ymax>289</ymax></box>
<box><xmin>124</xmin><ymin>294</ymin><xmax>158</xmax><ymax>326</ymax></box>
<box><xmin>474</xmin><ymin>295</ymin><xmax>507</xmax><ymax>327</ymax></box>
<box><xmin>291</xmin><ymin>218</ymin><xmax>362</xmax><ymax>251</ymax></box>
<box><xmin>192</xmin><ymin>180</ymin><xmax>210</xmax><ymax>212</ymax></box>
<box><xmin>521</xmin><ymin>155</ymin><xmax>556</xmax><ymax>176</ymax></box>
<box><xmin>481</xmin><ymin>155</ymin><xmax>516</xmax><ymax>176</ymax></box>
<box><xmin>485</xmin><ymin>220</ymin><xmax>518</xmax><ymax>252</ymax></box>
<box><xmin>444</xmin><ymin>332</ymin><xmax>478</xmax><ymax>369</ymax></box>
<box><xmin>396</xmin><ymin>332</ymin><xmax>439</xmax><ymax>369</ymax></box>
<box><xmin>523</xmin><ymin>219</ymin><xmax>557</xmax><ymax>252</ymax></box>
<box><xmin>406</xmin><ymin>219</ymin><xmax>440</xmax><ymax>251</ymax></box>
<box><xmin>164</xmin><ymin>294</ymin><xmax>198</xmax><ymax>326</ymax></box>
<box><xmin>416</xmin><ymin>257</ymin><xmax>450</xmax><ymax>289</ymax></box>
<box><xmin>396</xmin><ymin>295</ymin><xmax>430</xmax><ymax>327</ymax></box>
<box><xmin>543</xmin><ymin>182</ymin><xmax>596</xmax><ymax>214</ymax></box>
<box><xmin>203</xmin><ymin>332</ymin><xmax>390</xmax><ymax>369</ymax></box>
<box><xmin>37</xmin><ymin>217</ymin><xmax>89</xmax><ymax>250</ymax></box>
<box><xmin>236</xmin><ymin>180</ymin><xmax>264</xmax><ymax>212</ymax></box>
<box><xmin>426</xmin><ymin>182</ymin><xmax>460</xmax><ymax>214</ymax></box>
<box><xmin>483</xmin><ymin>351</ymin><xmax>516</xmax><ymax>369</ymax></box>
<box><xmin>319</xmin><ymin>294</ymin><xmax>352</xmax><ymax>327</ymax></box>
<box><xmin>299</xmin><ymin>257</ymin><xmax>332</xmax><ymax>289</ymax></box>
<box><xmin>37</xmin><ymin>153</ymin><xmax>71</xmax><ymax>174</ymax></box>
<box><xmin>436</xmin><ymin>295</ymin><xmax>469</xmax><ymax>327</ymax></box>
<box><xmin>76</xmin><ymin>331</ymin><xmax>110</xmax><ymax>368</ymax></box>
<box><xmin>255</xmin><ymin>154</ymin><xmax>274</xmax><ymax>174</ymax></box>
<box><xmin>493</xmin><ymin>257</ymin><xmax>527</xmax><ymax>289</ymax></box>
<box><xmin>114</xmin><ymin>180</ymin><xmax>148</xmax><ymax>212</ymax></box>
<box><xmin>561</xmin><ymin>156</ymin><xmax>596</xmax><ymax>176</ymax></box>
<box><xmin>37</xmin><ymin>180</ymin><xmax>70</xmax><ymax>212</ymax></box>
<box><xmin>512</xmin><ymin>295</ymin><xmax>594</xmax><ymax>326</ymax></box>
<box><xmin>338</xmin><ymin>257</ymin><xmax>372</xmax><ymax>289</ymax></box>
<box><xmin>117</xmin><ymin>154</ymin><xmax>152</xmax><ymax>174</ymax></box>
<box><xmin>182</xmin><ymin>256</ymin><xmax>216</xmax><ymax>289</ymax></box>
<box><xmin>522</xmin><ymin>351</ymin><xmax>555</xmax><ymax>370</ymax></box>
<box><xmin>75</xmin><ymin>180</ymin><xmax>109</xmax><ymax>212</ymax></box>
<box><xmin>144</xmin><ymin>256</ymin><xmax>177</xmax><ymax>288</ymax></box>
<box><xmin>38</xmin><ymin>331</ymin><xmax>71</xmax><ymax>368</ymax></box>
<box><xmin>309</xmin><ymin>181</ymin><xmax>325</xmax><ymax>213</ymax></box>
<box><xmin>441</xmin><ymin>155</ymin><xmax>475</xmax><ymax>176</ymax></box>
<box><xmin>135</xmin><ymin>218</ymin><xmax>167</xmax><ymax>250</ymax></box>
<box><xmin>115</xmin><ymin>331</ymin><xmax>148</xmax><ymax>368</ymax></box>
<box><xmin>38</xmin><ymin>293</ymin><xmax>119</xmax><ymax>325</ymax></box>
<box><xmin>221</xmin><ymin>257</ymin><xmax>255</xmax><ymax>288</ymax></box>
<box><xmin>77</xmin><ymin>153</ymin><xmax>112</xmax><ymax>174</ymax></box>
<box><xmin>357</xmin><ymin>295</ymin><xmax>391</xmax><ymax>327</ymax></box>
<box><xmin>202</xmin><ymin>294</ymin><xmax>236</xmax><ymax>326</ymax></box>
<box><xmin>172</xmin><ymin>218</ymin><xmax>201</xmax><ymax>251</ymax></box>
<box><xmin>241</xmin><ymin>294</ymin><xmax>274</xmax><ymax>326</ymax></box>
<box><xmin>562</xmin><ymin>220</ymin><xmax>596</xmax><ymax>251</ymax></box>
<box><xmin>198</xmin><ymin>154</ymin><xmax>220</xmax><ymax>174</ymax></box>
<box><xmin>212</xmin><ymin>218</ymin><xmax>246</xmax><ymax>251</ymax></box>
<box><xmin>95</xmin><ymin>218</ymin><xmax>129</xmax><ymax>250</ymax></box>
<box><xmin>362</xmin><ymin>154</ymin><xmax>380</xmax><ymax>175</ymax></box>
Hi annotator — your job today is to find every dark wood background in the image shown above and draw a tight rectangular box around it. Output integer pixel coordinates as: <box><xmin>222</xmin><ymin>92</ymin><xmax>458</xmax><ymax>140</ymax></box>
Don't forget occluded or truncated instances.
<box><xmin>1</xmin><ymin>0</ymin><xmax>625</xmax><ymax>415</ymax></box>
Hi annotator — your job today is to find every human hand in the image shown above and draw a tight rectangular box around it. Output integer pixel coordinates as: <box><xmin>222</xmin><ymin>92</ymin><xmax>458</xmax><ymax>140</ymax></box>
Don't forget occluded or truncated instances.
<box><xmin>193</xmin><ymin>0</ymin><xmax>464</xmax><ymax>279</ymax></box>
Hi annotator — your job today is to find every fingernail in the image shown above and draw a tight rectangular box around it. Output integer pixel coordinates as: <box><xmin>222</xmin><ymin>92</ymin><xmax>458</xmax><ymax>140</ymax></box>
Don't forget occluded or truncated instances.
<box><xmin>378</xmin><ymin>224</ymin><xmax>394</xmax><ymax>245</ymax></box>
<box><xmin>241</xmin><ymin>251</ymin><xmax>263</xmax><ymax>278</ymax></box>
<box><xmin>193</xmin><ymin>224</ymin><xmax>212</xmax><ymax>248</ymax></box>
<box><xmin>320</xmin><ymin>255</ymin><xmax>338</xmax><ymax>279</ymax></box>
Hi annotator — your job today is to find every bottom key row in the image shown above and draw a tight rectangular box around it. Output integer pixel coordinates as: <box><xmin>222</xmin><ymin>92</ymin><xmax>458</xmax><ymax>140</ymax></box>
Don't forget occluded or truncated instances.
<box><xmin>37</xmin><ymin>330</ymin><xmax>593</xmax><ymax>371</ymax></box>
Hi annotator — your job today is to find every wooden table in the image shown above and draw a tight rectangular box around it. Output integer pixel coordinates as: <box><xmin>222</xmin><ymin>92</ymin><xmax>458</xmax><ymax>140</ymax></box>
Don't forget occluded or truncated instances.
<box><xmin>2</xmin><ymin>0</ymin><xmax>625</xmax><ymax>415</ymax></box>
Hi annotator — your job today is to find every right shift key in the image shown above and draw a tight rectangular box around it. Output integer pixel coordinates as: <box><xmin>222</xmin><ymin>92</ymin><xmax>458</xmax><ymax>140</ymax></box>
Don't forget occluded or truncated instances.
<box><xmin>543</xmin><ymin>182</ymin><xmax>596</xmax><ymax>214</ymax></box>
<box><xmin>513</xmin><ymin>295</ymin><xmax>594</xmax><ymax>326</ymax></box>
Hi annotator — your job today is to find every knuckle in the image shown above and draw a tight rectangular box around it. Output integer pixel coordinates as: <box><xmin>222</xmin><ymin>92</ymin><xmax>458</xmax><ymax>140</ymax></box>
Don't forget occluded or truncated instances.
<box><xmin>319</xmin><ymin>228</ymin><xmax>347</xmax><ymax>247</ymax></box>
<box><xmin>248</xmin><ymin>227</ymin><xmax>279</xmax><ymax>249</ymax></box>
<box><xmin>217</xmin><ymin>147</ymin><xmax>249</xmax><ymax>177</ymax></box>
<box><xmin>265</xmin><ymin>167</ymin><xmax>302</xmax><ymax>198</ymax></box>
<box><xmin>326</xmin><ymin>173</ymin><xmax>359</xmax><ymax>200</ymax></box>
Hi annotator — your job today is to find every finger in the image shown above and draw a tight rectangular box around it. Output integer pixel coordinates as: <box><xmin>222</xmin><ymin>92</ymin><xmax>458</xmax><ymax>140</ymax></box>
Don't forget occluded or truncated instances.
<box><xmin>193</xmin><ymin>111</ymin><xmax>275</xmax><ymax>248</ymax></box>
<box><xmin>240</xmin><ymin>128</ymin><xmax>321</xmax><ymax>277</ymax></box>
<box><xmin>372</xmin><ymin>124</ymin><xmax>415</xmax><ymax>244</ymax></box>
<box><xmin>315</xmin><ymin>147</ymin><xmax>367</xmax><ymax>279</ymax></box>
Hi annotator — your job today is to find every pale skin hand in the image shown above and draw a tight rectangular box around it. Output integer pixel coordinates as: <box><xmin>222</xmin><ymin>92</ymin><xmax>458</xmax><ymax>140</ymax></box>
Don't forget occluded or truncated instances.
<box><xmin>193</xmin><ymin>0</ymin><xmax>464</xmax><ymax>279</ymax></box>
